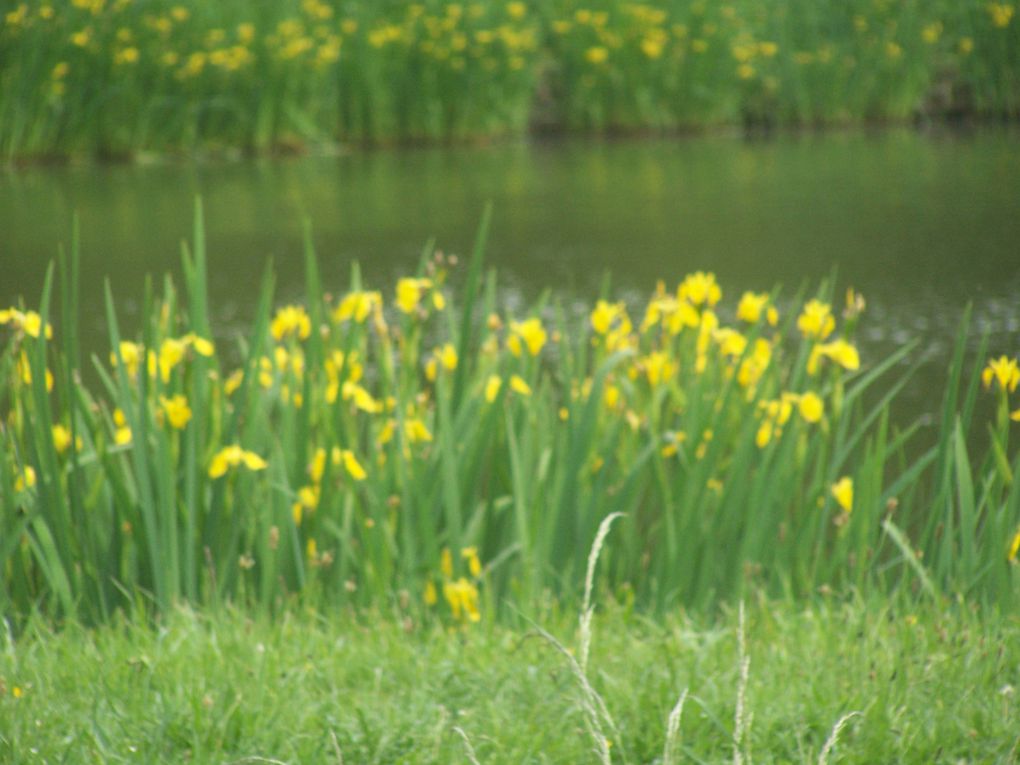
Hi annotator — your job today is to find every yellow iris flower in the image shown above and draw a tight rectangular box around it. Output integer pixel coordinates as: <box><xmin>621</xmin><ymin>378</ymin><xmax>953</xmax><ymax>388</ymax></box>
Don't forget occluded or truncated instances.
<box><xmin>209</xmin><ymin>445</ymin><xmax>268</xmax><ymax>478</ymax></box>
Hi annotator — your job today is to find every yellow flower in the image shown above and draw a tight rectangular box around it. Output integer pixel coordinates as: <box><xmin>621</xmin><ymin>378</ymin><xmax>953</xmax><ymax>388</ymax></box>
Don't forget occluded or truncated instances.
<box><xmin>678</xmin><ymin>272</ymin><xmax>721</xmax><ymax>308</ymax></box>
<box><xmin>461</xmin><ymin>546</ymin><xmax>482</xmax><ymax>577</ymax></box>
<box><xmin>424</xmin><ymin>580</ymin><xmax>438</xmax><ymax>605</ymax></box>
<box><xmin>982</xmin><ymin>356</ymin><xmax>1020</xmax><ymax>393</ymax></box>
<box><xmin>271</xmin><ymin>305</ymin><xmax>311</xmax><ymax>341</ymax></box>
<box><xmin>1</xmin><ymin>308</ymin><xmax>53</xmax><ymax>339</ymax></box>
<box><xmin>798</xmin><ymin>391</ymin><xmax>824</xmax><ymax>423</ymax></box>
<box><xmin>183</xmin><ymin>333</ymin><xmax>215</xmax><ymax>357</ymax></box>
<box><xmin>160</xmin><ymin>394</ymin><xmax>192</xmax><ymax>429</ymax></box>
<box><xmin>441</xmin><ymin>547</ymin><xmax>454</xmax><ymax>578</ymax></box>
<box><xmin>209</xmin><ymin>445</ymin><xmax>268</xmax><ymax>479</ymax></box>
<box><xmin>52</xmin><ymin>424</ymin><xmax>76</xmax><ymax>454</ymax></box>
<box><xmin>831</xmin><ymin>476</ymin><xmax>853</xmax><ymax>513</ymax></box>
<box><xmin>509</xmin><ymin>374</ymin><xmax>531</xmax><ymax>396</ymax></box>
<box><xmin>590</xmin><ymin>300</ymin><xmax>624</xmax><ymax>335</ymax></box>
<box><xmin>342</xmin><ymin>382</ymin><xmax>383</xmax><ymax>413</ymax></box>
<box><xmin>714</xmin><ymin>327</ymin><xmax>747</xmax><ymax>358</ymax></box>
<box><xmin>988</xmin><ymin>3</ymin><xmax>1014</xmax><ymax>27</ymax></box>
<box><xmin>153</xmin><ymin>338</ymin><xmax>187</xmax><ymax>382</ymax></box>
<box><xmin>506</xmin><ymin>1</ymin><xmax>526</xmax><ymax>19</ymax></box>
<box><xmin>736</xmin><ymin>292</ymin><xmax>771</xmax><ymax>324</ymax></box>
<box><xmin>443</xmin><ymin>577</ymin><xmax>481</xmax><ymax>622</ymax></box>
<box><xmin>405</xmin><ymin>418</ymin><xmax>433</xmax><ymax>443</ymax></box>
<box><xmin>1008</xmin><ymin>527</ymin><xmax>1020</xmax><ymax>563</ymax></box>
<box><xmin>333</xmin><ymin>290</ymin><xmax>382</xmax><ymax>323</ymax></box>
<box><xmin>395</xmin><ymin>278</ymin><xmax>433</xmax><ymax>314</ymax></box>
<box><xmin>737</xmin><ymin>338</ymin><xmax>772</xmax><ymax>389</ymax></box>
<box><xmin>71</xmin><ymin>28</ymin><xmax>92</xmax><ymax>47</ymax></box>
<box><xmin>224</xmin><ymin>369</ymin><xmax>244</xmax><ymax>395</ymax></box>
<box><xmin>641</xmin><ymin>37</ymin><xmax>664</xmax><ymax>58</ymax></box>
<box><xmin>113</xmin><ymin>408</ymin><xmax>132</xmax><ymax>445</ymax></box>
<box><xmin>485</xmin><ymin>374</ymin><xmax>502</xmax><ymax>403</ymax></box>
<box><xmin>643</xmin><ymin>351</ymin><xmax>676</xmax><ymax>386</ymax></box>
<box><xmin>15</xmin><ymin>466</ymin><xmax>36</xmax><ymax>492</ymax></box>
<box><xmin>339</xmin><ymin>449</ymin><xmax>367</xmax><ymax>481</ymax></box>
<box><xmin>508</xmin><ymin>318</ymin><xmax>548</xmax><ymax>357</ymax></box>
<box><xmin>439</xmin><ymin>343</ymin><xmax>458</xmax><ymax>371</ymax></box>
<box><xmin>808</xmin><ymin>339</ymin><xmax>860</xmax><ymax>375</ymax></box>
<box><xmin>292</xmin><ymin>484</ymin><xmax>320</xmax><ymax>525</ymax></box>
<box><xmin>114</xmin><ymin>47</ymin><xmax>140</xmax><ymax>65</ymax></box>
<box><xmin>922</xmin><ymin>22</ymin><xmax>942</xmax><ymax>44</ymax></box>
<box><xmin>798</xmin><ymin>300</ymin><xmax>835</xmax><ymax>341</ymax></box>
<box><xmin>585</xmin><ymin>46</ymin><xmax>609</xmax><ymax>64</ymax></box>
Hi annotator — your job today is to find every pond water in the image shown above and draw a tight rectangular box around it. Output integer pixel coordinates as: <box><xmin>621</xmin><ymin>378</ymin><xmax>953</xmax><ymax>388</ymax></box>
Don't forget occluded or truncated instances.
<box><xmin>3</xmin><ymin>127</ymin><xmax>1019</xmax><ymax>422</ymax></box>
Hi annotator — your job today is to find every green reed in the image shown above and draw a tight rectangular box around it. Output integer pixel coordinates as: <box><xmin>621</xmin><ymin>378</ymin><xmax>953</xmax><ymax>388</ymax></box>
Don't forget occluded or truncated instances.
<box><xmin>1</xmin><ymin>205</ymin><xmax>1019</xmax><ymax>625</ymax></box>
<box><xmin>1</xmin><ymin>0</ymin><xmax>1019</xmax><ymax>161</ymax></box>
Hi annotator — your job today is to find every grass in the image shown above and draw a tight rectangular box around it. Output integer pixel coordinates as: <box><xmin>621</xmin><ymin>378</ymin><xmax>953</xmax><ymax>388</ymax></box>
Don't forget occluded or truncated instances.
<box><xmin>1</xmin><ymin>0</ymin><xmax>1019</xmax><ymax>160</ymax></box>
<box><xmin>2</xmin><ymin>204</ymin><xmax>1019</xmax><ymax>626</ymax></box>
<box><xmin>1</xmin><ymin>596</ymin><xmax>1018</xmax><ymax>763</ymax></box>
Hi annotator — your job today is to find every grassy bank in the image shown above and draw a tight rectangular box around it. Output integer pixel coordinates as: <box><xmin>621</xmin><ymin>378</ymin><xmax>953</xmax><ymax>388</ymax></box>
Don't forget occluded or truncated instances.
<box><xmin>2</xmin><ymin>206</ymin><xmax>1019</xmax><ymax>625</ymax></box>
<box><xmin>1</xmin><ymin>0</ymin><xmax>1019</xmax><ymax>160</ymax></box>
<box><xmin>1</xmin><ymin>597</ymin><xmax>1018</xmax><ymax>763</ymax></box>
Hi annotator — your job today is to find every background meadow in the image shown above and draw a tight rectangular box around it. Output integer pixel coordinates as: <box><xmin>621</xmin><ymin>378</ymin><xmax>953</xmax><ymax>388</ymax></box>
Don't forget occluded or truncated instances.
<box><xmin>1</xmin><ymin>0</ymin><xmax>1019</xmax><ymax>159</ymax></box>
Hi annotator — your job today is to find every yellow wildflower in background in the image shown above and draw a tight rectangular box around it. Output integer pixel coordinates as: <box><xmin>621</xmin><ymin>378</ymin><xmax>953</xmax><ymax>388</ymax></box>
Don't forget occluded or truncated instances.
<box><xmin>798</xmin><ymin>391</ymin><xmax>824</xmax><ymax>423</ymax></box>
<box><xmin>485</xmin><ymin>374</ymin><xmax>502</xmax><ymax>403</ymax></box>
<box><xmin>271</xmin><ymin>305</ymin><xmax>311</xmax><ymax>341</ymax></box>
<box><xmin>443</xmin><ymin>577</ymin><xmax>481</xmax><ymax>622</ymax></box>
<box><xmin>585</xmin><ymin>46</ymin><xmax>609</xmax><ymax>64</ymax></box>
<box><xmin>509</xmin><ymin>374</ymin><xmax>532</xmax><ymax>396</ymax></box>
<box><xmin>424</xmin><ymin>580</ymin><xmax>438</xmax><ymax>605</ymax></box>
<box><xmin>1008</xmin><ymin>527</ymin><xmax>1020</xmax><ymax>563</ymax></box>
<box><xmin>591</xmin><ymin>300</ymin><xmax>624</xmax><ymax>335</ymax></box>
<box><xmin>797</xmin><ymin>299</ymin><xmax>835</xmax><ymax>341</ymax></box>
<box><xmin>988</xmin><ymin>3</ymin><xmax>1015</xmax><ymax>27</ymax></box>
<box><xmin>14</xmin><ymin>466</ymin><xmax>36</xmax><ymax>492</ymax></box>
<box><xmin>461</xmin><ymin>546</ymin><xmax>482</xmax><ymax>577</ymax></box>
<box><xmin>441</xmin><ymin>547</ymin><xmax>454</xmax><ymax>578</ymax></box>
<box><xmin>52</xmin><ymin>424</ymin><xmax>79</xmax><ymax>454</ymax></box>
<box><xmin>395</xmin><ymin>278</ymin><xmax>433</xmax><ymax>314</ymax></box>
<box><xmin>736</xmin><ymin>292</ymin><xmax>777</xmax><ymax>325</ymax></box>
<box><xmin>404</xmin><ymin>418</ymin><xmax>433</xmax><ymax>443</ymax></box>
<box><xmin>678</xmin><ymin>271</ymin><xmax>721</xmax><ymax>308</ymax></box>
<box><xmin>338</xmin><ymin>448</ymin><xmax>367</xmax><ymax>481</ymax></box>
<box><xmin>439</xmin><ymin>343</ymin><xmax>458</xmax><ymax>371</ymax></box>
<box><xmin>506</xmin><ymin>1</ymin><xmax>526</xmax><ymax>19</ymax></box>
<box><xmin>642</xmin><ymin>351</ymin><xmax>676</xmax><ymax>386</ymax></box>
<box><xmin>111</xmin><ymin>341</ymin><xmax>142</xmax><ymax>377</ymax></box>
<box><xmin>160</xmin><ymin>394</ymin><xmax>192</xmax><ymax>429</ymax></box>
<box><xmin>209</xmin><ymin>445</ymin><xmax>268</xmax><ymax>479</ymax></box>
<box><xmin>508</xmin><ymin>318</ymin><xmax>547</xmax><ymax>357</ymax></box>
<box><xmin>982</xmin><ymin>355</ymin><xmax>1019</xmax><ymax>393</ymax></box>
<box><xmin>333</xmin><ymin>290</ymin><xmax>382</xmax><ymax>323</ymax></box>
<box><xmin>831</xmin><ymin>476</ymin><xmax>853</xmax><ymax>513</ymax></box>
<box><xmin>808</xmin><ymin>339</ymin><xmax>860</xmax><ymax>375</ymax></box>
<box><xmin>0</xmin><ymin>308</ymin><xmax>53</xmax><ymax>339</ymax></box>
<box><xmin>113</xmin><ymin>408</ymin><xmax>132</xmax><ymax>445</ymax></box>
<box><xmin>183</xmin><ymin>333</ymin><xmax>215</xmax><ymax>357</ymax></box>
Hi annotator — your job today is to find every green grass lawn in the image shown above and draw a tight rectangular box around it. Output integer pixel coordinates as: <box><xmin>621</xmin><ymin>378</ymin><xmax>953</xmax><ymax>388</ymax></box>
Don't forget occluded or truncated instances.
<box><xmin>2</xmin><ymin>596</ymin><xmax>1017</xmax><ymax>763</ymax></box>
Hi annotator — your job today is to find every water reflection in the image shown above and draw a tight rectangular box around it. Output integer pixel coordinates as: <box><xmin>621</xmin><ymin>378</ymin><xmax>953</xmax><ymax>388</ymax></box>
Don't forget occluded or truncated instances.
<box><xmin>2</xmin><ymin>128</ymin><xmax>1019</xmax><ymax>421</ymax></box>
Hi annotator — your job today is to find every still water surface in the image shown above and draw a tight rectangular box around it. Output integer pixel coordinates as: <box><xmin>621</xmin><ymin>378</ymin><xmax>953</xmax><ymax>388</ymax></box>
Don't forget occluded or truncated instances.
<box><xmin>3</xmin><ymin>128</ymin><xmax>1019</xmax><ymax>417</ymax></box>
